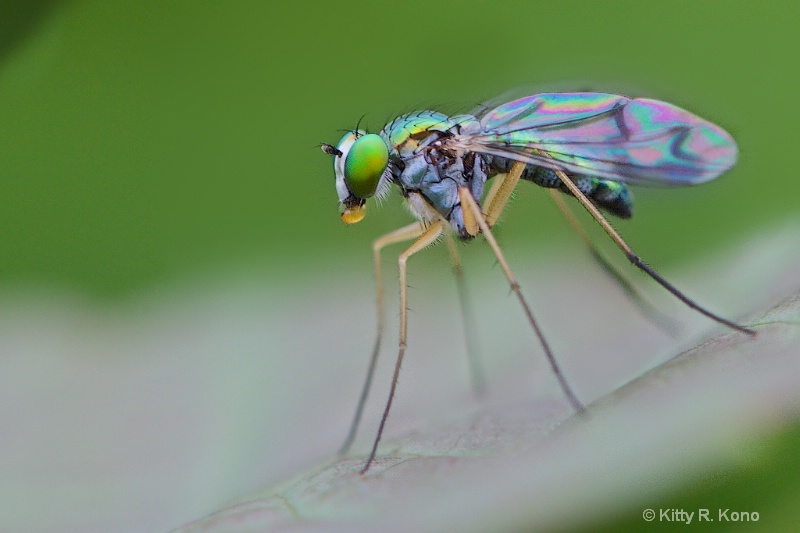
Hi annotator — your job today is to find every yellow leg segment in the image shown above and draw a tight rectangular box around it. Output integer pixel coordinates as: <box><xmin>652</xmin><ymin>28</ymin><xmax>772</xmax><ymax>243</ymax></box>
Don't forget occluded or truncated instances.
<box><xmin>484</xmin><ymin>161</ymin><xmax>526</xmax><ymax>228</ymax></box>
<box><xmin>361</xmin><ymin>220</ymin><xmax>445</xmax><ymax>474</ymax></box>
<box><xmin>339</xmin><ymin>222</ymin><xmax>424</xmax><ymax>456</ymax></box>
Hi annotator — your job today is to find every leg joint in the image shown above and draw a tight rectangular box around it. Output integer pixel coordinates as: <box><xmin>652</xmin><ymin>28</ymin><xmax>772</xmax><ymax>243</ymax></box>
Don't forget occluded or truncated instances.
<box><xmin>627</xmin><ymin>251</ymin><xmax>643</xmax><ymax>266</ymax></box>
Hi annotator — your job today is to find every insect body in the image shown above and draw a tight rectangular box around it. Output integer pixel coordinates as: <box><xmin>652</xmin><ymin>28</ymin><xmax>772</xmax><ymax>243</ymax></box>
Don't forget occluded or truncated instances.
<box><xmin>322</xmin><ymin>92</ymin><xmax>754</xmax><ymax>474</ymax></box>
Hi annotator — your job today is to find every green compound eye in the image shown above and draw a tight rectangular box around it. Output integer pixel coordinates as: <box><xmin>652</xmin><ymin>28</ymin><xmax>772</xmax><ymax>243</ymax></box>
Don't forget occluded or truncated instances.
<box><xmin>344</xmin><ymin>134</ymin><xmax>388</xmax><ymax>199</ymax></box>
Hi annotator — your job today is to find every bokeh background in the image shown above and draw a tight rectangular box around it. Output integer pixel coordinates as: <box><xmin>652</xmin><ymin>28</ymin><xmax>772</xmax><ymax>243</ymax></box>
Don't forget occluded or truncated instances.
<box><xmin>2</xmin><ymin>0</ymin><xmax>798</xmax><ymax>296</ymax></box>
<box><xmin>1</xmin><ymin>1</ymin><xmax>799</xmax><ymax>532</ymax></box>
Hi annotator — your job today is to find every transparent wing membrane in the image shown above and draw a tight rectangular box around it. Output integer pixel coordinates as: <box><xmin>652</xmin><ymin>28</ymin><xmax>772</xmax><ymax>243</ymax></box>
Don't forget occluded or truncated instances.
<box><xmin>453</xmin><ymin>93</ymin><xmax>737</xmax><ymax>186</ymax></box>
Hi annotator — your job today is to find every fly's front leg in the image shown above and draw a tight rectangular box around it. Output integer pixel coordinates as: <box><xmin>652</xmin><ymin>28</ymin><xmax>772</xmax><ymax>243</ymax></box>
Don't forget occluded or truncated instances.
<box><xmin>339</xmin><ymin>223</ymin><xmax>425</xmax><ymax>456</ymax></box>
<box><xmin>361</xmin><ymin>220</ymin><xmax>444</xmax><ymax>474</ymax></box>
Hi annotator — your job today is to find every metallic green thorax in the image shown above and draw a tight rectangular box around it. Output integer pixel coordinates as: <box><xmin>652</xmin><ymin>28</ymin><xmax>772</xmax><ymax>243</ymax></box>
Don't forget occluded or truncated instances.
<box><xmin>381</xmin><ymin>111</ymin><xmax>462</xmax><ymax>153</ymax></box>
<box><xmin>378</xmin><ymin>111</ymin><xmax>486</xmax><ymax>236</ymax></box>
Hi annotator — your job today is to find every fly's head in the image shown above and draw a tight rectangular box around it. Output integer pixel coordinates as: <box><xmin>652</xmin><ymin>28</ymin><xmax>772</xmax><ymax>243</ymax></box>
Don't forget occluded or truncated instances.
<box><xmin>321</xmin><ymin>130</ymin><xmax>389</xmax><ymax>224</ymax></box>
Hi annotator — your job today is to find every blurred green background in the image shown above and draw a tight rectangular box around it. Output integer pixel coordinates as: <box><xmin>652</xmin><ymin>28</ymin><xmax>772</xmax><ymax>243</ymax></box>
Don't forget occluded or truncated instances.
<box><xmin>1</xmin><ymin>0</ymin><xmax>798</xmax><ymax>297</ymax></box>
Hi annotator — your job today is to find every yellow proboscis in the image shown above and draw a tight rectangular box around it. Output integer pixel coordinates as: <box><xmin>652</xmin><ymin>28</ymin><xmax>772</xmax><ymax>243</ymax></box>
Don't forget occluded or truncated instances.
<box><xmin>341</xmin><ymin>204</ymin><xmax>366</xmax><ymax>224</ymax></box>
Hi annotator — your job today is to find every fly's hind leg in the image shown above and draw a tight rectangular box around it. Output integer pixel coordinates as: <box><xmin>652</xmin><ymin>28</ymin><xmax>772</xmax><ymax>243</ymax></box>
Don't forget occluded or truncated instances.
<box><xmin>483</xmin><ymin>159</ymin><xmax>526</xmax><ymax>229</ymax></box>
<box><xmin>547</xmin><ymin>189</ymin><xmax>680</xmax><ymax>336</ymax></box>
<box><xmin>550</xmin><ymin>167</ymin><xmax>755</xmax><ymax>336</ymax></box>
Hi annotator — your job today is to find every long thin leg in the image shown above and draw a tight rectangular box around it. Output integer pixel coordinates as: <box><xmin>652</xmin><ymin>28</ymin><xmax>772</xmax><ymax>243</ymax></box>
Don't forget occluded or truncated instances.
<box><xmin>551</xmin><ymin>168</ymin><xmax>755</xmax><ymax>336</ymax></box>
<box><xmin>485</xmin><ymin>160</ymin><xmax>525</xmax><ymax>228</ymax></box>
<box><xmin>481</xmin><ymin>172</ymin><xmax>506</xmax><ymax>221</ymax></box>
<box><xmin>444</xmin><ymin>231</ymin><xmax>486</xmax><ymax>396</ymax></box>
<box><xmin>458</xmin><ymin>183</ymin><xmax>585</xmax><ymax>414</ymax></box>
<box><xmin>361</xmin><ymin>220</ymin><xmax>445</xmax><ymax>474</ymax></box>
<box><xmin>547</xmin><ymin>189</ymin><xmax>680</xmax><ymax>336</ymax></box>
<box><xmin>339</xmin><ymin>222</ymin><xmax>425</xmax><ymax>456</ymax></box>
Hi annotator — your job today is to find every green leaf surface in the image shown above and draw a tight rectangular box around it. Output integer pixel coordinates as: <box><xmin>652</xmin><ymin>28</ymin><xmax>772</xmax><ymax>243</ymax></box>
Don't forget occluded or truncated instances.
<box><xmin>175</xmin><ymin>284</ymin><xmax>800</xmax><ymax>532</ymax></box>
<box><xmin>7</xmin><ymin>223</ymin><xmax>798</xmax><ymax>533</ymax></box>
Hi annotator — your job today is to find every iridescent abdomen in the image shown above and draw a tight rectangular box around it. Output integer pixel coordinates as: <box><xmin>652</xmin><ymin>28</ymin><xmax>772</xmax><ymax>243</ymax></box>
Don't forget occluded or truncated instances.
<box><xmin>489</xmin><ymin>157</ymin><xmax>633</xmax><ymax>219</ymax></box>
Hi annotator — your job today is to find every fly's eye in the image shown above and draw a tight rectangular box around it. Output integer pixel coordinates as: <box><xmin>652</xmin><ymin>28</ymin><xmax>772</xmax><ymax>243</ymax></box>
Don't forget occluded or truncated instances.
<box><xmin>344</xmin><ymin>134</ymin><xmax>388</xmax><ymax>198</ymax></box>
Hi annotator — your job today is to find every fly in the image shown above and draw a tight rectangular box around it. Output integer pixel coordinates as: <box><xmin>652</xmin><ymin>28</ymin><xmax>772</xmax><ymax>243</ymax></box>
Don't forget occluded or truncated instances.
<box><xmin>320</xmin><ymin>92</ymin><xmax>756</xmax><ymax>474</ymax></box>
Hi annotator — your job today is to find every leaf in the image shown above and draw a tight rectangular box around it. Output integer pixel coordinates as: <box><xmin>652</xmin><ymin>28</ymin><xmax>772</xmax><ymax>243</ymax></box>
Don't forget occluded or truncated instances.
<box><xmin>173</xmin><ymin>224</ymin><xmax>800</xmax><ymax>533</ymax></box>
<box><xmin>2</xmin><ymin>224</ymin><xmax>798</xmax><ymax>532</ymax></box>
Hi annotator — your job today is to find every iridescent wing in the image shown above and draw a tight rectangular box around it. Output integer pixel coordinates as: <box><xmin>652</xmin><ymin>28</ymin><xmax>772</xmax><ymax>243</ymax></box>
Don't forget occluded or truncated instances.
<box><xmin>451</xmin><ymin>93</ymin><xmax>737</xmax><ymax>186</ymax></box>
